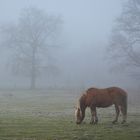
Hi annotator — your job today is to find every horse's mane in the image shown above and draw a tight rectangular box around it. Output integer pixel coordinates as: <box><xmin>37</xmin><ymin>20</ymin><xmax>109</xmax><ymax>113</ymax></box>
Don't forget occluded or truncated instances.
<box><xmin>77</xmin><ymin>93</ymin><xmax>86</xmax><ymax>111</ymax></box>
<box><xmin>77</xmin><ymin>98</ymin><xmax>81</xmax><ymax>109</ymax></box>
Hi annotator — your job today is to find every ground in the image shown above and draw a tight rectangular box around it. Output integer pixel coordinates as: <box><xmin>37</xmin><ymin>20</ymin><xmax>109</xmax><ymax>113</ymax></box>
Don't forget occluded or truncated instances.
<box><xmin>0</xmin><ymin>89</ymin><xmax>140</xmax><ymax>140</ymax></box>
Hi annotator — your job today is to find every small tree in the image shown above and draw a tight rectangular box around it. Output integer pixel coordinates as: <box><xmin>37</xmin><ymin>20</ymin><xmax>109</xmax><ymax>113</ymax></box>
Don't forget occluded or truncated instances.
<box><xmin>0</xmin><ymin>7</ymin><xmax>62</xmax><ymax>89</ymax></box>
<box><xmin>108</xmin><ymin>0</ymin><xmax>140</xmax><ymax>79</ymax></box>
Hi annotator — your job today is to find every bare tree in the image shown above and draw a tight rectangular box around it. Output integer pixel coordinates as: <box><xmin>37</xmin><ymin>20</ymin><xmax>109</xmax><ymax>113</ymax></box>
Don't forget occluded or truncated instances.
<box><xmin>0</xmin><ymin>7</ymin><xmax>62</xmax><ymax>89</ymax></box>
<box><xmin>108</xmin><ymin>0</ymin><xmax>140</xmax><ymax>79</ymax></box>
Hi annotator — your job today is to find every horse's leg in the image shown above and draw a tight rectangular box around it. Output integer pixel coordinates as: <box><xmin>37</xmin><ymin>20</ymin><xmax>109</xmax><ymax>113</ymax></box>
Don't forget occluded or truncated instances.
<box><xmin>94</xmin><ymin>111</ymin><xmax>98</xmax><ymax>124</ymax></box>
<box><xmin>120</xmin><ymin>105</ymin><xmax>127</xmax><ymax>124</ymax></box>
<box><xmin>90</xmin><ymin>108</ymin><xmax>94</xmax><ymax>124</ymax></box>
<box><xmin>112</xmin><ymin>104</ymin><xmax>120</xmax><ymax>124</ymax></box>
<box><xmin>90</xmin><ymin>107</ymin><xmax>98</xmax><ymax>124</ymax></box>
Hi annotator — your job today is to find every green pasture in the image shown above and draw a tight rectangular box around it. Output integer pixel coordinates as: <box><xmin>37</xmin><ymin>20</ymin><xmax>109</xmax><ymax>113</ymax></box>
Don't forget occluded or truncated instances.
<box><xmin>0</xmin><ymin>89</ymin><xmax>140</xmax><ymax>140</ymax></box>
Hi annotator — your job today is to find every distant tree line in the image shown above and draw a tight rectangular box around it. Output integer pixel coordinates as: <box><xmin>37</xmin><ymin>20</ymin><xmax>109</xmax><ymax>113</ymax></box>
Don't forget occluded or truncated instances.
<box><xmin>108</xmin><ymin>0</ymin><xmax>140</xmax><ymax>80</ymax></box>
<box><xmin>0</xmin><ymin>7</ymin><xmax>62</xmax><ymax>89</ymax></box>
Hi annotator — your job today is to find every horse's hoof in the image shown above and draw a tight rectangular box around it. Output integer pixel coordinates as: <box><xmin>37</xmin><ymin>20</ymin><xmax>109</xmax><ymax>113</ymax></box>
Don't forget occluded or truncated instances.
<box><xmin>90</xmin><ymin>122</ymin><xmax>94</xmax><ymax>124</ymax></box>
<box><xmin>112</xmin><ymin>120</ymin><xmax>117</xmax><ymax>124</ymax></box>
<box><xmin>121</xmin><ymin>120</ymin><xmax>126</xmax><ymax>124</ymax></box>
<box><xmin>90</xmin><ymin>122</ymin><xmax>98</xmax><ymax>125</ymax></box>
<box><xmin>94</xmin><ymin>121</ymin><xmax>98</xmax><ymax>125</ymax></box>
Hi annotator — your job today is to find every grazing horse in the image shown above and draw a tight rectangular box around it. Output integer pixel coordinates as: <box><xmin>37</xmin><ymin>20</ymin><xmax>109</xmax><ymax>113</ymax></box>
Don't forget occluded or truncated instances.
<box><xmin>75</xmin><ymin>87</ymin><xmax>127</xmax><ymax>124</ymax></box>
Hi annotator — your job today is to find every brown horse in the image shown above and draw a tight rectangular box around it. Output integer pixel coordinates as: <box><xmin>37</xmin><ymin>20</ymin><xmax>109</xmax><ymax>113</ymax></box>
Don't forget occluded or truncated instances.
<box><xmin>75</xmin><ymin>87</ymin><xmax>127</xmax><ymax>124</ymax></box>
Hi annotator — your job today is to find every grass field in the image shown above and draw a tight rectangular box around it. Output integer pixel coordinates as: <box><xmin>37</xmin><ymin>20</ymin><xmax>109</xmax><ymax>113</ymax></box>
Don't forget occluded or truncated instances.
<box><xmin>0</xmin><ymin>89</ymin><xmax>140</xmax><ymax>140</ymax></box>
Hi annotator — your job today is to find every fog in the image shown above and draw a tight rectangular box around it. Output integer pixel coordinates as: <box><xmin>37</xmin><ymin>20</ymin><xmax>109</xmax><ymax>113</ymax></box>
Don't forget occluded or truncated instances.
<box><xmin>0</xmin><ymin>0</ymin><xmax>137</xmax><ymax>89</ymax></box>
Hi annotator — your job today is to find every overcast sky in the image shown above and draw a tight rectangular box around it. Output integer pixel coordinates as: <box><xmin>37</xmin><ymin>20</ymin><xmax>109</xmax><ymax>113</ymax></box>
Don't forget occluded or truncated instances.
<box><xmin>0</xmin><ymin>0</ymin><xmax>137</xmax><ymax>89</ymax></box>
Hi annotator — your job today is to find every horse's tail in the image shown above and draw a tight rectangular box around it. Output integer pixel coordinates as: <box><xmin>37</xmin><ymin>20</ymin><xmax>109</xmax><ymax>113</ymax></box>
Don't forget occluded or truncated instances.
<box><xmin>123</xmin><ymin>95</ymin><xmax>127</xmax><ymax>115</ymax></box>
<box><xmin>121</xmin><ymin>93</ymin><xmax>127</xmax><ymax>117</ymax></box>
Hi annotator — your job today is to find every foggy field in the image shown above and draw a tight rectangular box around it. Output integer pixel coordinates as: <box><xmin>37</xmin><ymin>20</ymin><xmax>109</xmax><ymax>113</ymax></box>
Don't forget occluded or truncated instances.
<box><xmin>0</xmin><ymin>0</ymin><xmax>140</xmax><ymax>140</ymax></box>
<box><xmin>0</xmin><ymin>89</ymin><xmax>140</xmax><ymax>140</ymax></box>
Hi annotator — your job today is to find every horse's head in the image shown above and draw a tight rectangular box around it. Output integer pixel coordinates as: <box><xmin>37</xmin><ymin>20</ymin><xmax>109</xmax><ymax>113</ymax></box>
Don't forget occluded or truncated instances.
<box><xmin>75</xmin><ymin>107</ymin><xmax>83</xmax><ymax>124</ymax></box>
<box><xmin>75</xmin><ymin>94</ymin><xmax>86</xmax><ymax>124</ymax></box>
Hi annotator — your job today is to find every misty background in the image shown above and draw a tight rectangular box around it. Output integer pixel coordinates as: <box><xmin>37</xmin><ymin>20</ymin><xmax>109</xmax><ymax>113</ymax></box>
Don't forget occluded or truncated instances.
<box><xmin>0</xmin><ymin>0</ymin><xmax>138</xmax><ymax>89</ymax></box>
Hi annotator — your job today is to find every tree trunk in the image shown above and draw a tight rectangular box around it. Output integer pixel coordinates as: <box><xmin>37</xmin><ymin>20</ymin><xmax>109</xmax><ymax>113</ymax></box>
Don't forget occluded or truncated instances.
<box><xmin>30</xmin><ymin>46</ymin><xmax>36</xmax><ymax>89</ymax></box>
<box><xmin>30</xmin><ymin>67</ymin><xmax>36</xmax><ymax>89</ymax></box>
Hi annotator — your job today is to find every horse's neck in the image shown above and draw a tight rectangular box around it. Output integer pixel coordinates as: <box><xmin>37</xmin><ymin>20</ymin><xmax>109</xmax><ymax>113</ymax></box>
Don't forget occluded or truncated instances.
<box><xmin>79</xmin><ymin>95</ymin><xmax>87</xmax><ymax>112</ymax></box>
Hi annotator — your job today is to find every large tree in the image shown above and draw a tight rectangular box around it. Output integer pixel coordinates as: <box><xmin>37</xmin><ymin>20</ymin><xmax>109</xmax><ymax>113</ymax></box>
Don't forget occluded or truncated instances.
<box><xmin>0</xmin><ymin>7</ymin><xmax>62</xmax><ymax>89</ymax></box>
<box><xmin>108</xmin><ymin>0</ymin><xmax>140</xmax><ymax>79</ymax></box>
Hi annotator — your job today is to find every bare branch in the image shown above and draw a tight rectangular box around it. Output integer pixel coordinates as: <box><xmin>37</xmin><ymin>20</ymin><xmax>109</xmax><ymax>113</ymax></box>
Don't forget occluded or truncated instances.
<box><xmin>108</xmin><ymin>0</ymin><xmax>140</xmax><ymax>78</ymax></box>
<box><xmin>0</xmin><ymin>7</ymin><xmax>62</xmax><ymax>89</ymax></box>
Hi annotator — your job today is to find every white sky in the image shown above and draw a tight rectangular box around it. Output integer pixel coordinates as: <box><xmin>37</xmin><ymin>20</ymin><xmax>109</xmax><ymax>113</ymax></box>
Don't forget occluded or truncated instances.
<box><xmin>0</xmin><ymin>0</ymin><xmax>136</xmax><ymax>89</ymax></box>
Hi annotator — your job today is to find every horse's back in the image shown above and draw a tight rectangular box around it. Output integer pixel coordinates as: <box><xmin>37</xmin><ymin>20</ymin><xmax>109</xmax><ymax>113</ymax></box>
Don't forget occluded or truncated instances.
<box><xmin>107</xmin><ymin>87</ymin><xmax>127</xmax><ymax>96</ymax></box>
<box><xmin>86</xmin><ymin>87</ymin><xmax>127</xmax><ymax>97</ymax></box>
<box><xmin>107</xmin><ymin>87</ymin><xmax>127</xmax><ymax>102</ymax></box>
<box><xmin>85</xmin><ymin>87</ymin><xmax>127</xmax><ymax>107</ymax></box>
<box><xmin>85</xmin><ymin>87</ymin><xmax>112</xmax><ymax>107</ymax></box>
<box><xmin>107</xmin><ymin>87</ymin><xmax>127</xmax><ymax>105</ymax></box>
